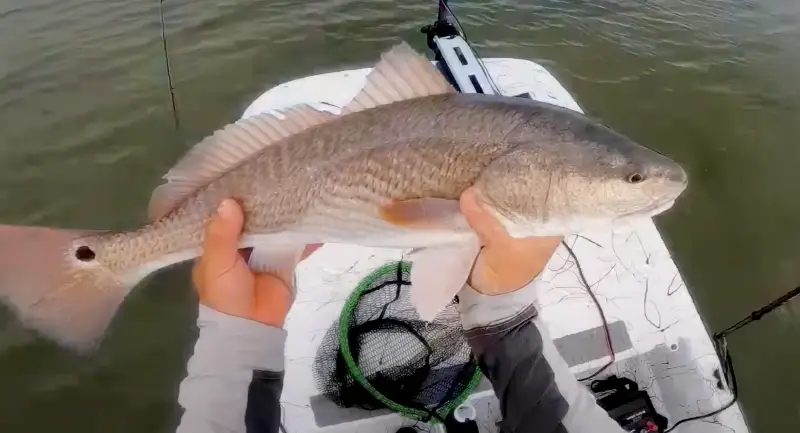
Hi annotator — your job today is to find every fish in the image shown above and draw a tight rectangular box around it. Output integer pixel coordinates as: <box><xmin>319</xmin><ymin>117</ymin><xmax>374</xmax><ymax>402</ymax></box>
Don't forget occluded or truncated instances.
<box><xmin>0</xmin><ymin>42</ymin><xmax>687</xmax><ymax>351</ymax></box>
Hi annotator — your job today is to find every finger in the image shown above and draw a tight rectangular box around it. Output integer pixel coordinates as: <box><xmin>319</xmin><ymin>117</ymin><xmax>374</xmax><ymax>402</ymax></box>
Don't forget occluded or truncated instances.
<box><xmin>459</xmin><ymin>187</ymin><xmax>509</xmax><ymax>245</ymax></box>
<box><xmin>201</xmin><ymin>199</ymin><xmax>245</xmax><ymax>278</ymax></box>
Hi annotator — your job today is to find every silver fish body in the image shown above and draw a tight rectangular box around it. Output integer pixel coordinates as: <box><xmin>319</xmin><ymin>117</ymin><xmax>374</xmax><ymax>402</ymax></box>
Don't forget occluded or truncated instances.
<box><xmin>102</xmin><ymin>92</ymin><xmax>686</xmax><ymax>259</ymax></box>
<box><xmin>0</xmin><ymin>43</ymin><xmax>687</xmax><ymax>350</ymax></box>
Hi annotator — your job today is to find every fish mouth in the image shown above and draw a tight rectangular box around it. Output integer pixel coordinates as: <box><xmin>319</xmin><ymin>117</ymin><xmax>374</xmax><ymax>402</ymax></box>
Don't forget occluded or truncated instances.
<box><xmin>621</xmin><ymin>178</ymin><xmax>687</xmax><ymax>219</ymax></box>
<box><xmin>646</xmin><ymin>198</ymin><xmax>677</xmax><ymax>216</ymax></box>
<box><xmin>619</xmin><ymin>198</ymin><xmax>677</xmax><ymax>219</ymax></box>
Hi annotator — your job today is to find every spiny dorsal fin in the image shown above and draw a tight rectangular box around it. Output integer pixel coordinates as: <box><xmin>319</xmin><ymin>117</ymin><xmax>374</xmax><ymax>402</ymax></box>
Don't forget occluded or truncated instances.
<box><xmin>148</xmin><ymin>105</ymin><xmax>335</xmax><ymax>221</ymax></box>
<box><xmin>342</xmin><ymin>42</ymin><xmax>455</xmax><ymax>115</ymax></box>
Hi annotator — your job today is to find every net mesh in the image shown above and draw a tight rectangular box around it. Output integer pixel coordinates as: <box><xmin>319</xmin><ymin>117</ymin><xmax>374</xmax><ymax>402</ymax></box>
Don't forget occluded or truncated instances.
<box><xmin>313</xmin><ymin>261</ymin><xmax>480</xmax><ymax>421</ymax></box>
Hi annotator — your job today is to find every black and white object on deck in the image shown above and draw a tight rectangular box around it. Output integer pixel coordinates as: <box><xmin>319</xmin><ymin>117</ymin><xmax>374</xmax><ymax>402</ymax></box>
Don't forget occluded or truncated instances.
<box><xmin>422</xmin><ymin>0</ymin><xmax>498</xmax><ymax>95</ymax></box>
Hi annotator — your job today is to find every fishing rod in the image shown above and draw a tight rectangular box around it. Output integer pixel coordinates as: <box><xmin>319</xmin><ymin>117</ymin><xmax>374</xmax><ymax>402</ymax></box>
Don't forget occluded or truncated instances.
<box><xmin>437</xmin><ymin>0</ymin><xmax>449</xmax><ymax>23</ymax></box>
<box><xmin>159</xmin><ymin>0</ymin><xmax>180</xmax><ymax>131</ymax></box>
<box><xmin>664</xmin><ymin>285</ymin><xmax>799</xmax><ymax>431</ymax></box>
<box><xmin>711</xmin><ymin>285</ymin><xmax>800</xmax><ymax>393</ymax></box>
<box><xmin>715</xmin><ymin>285</ymin><xmax>800</xmax><ymax>343</ymax></box>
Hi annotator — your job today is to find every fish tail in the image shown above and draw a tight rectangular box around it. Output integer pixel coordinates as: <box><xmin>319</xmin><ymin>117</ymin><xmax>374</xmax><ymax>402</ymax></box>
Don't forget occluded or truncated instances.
<box><xmin>0</xmin><ymin>225</ymin><xmax>130</xmax><ymax>351</ymax></box>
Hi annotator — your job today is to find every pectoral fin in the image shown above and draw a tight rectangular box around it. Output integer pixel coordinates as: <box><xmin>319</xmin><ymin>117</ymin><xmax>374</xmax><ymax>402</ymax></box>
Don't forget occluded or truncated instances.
<box><xmin>408</xmin><ymin>237</ymin><xmax>481</xmax><ymax>320</ymax></box>
<box><xmin>379</xmin><ymin>198</ymin><xmax>467</xmax><ymax>230</ymax></box>
<box><xmin>248</xmin><ymin>244</ymin><xmax>305</xmax><ymax>287</ymax></box>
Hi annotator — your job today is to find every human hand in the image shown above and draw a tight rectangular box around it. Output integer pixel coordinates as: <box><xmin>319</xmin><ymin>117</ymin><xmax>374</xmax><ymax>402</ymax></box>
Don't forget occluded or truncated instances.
<box><xmin>192</xmin><ymin>199</ymin><xmax>316</xmax><ymax>328</ymax></box>
<box><xmin>460</xmin><ymin>188</ymin><xmax>562</xmax><ymax>296</ymax></box>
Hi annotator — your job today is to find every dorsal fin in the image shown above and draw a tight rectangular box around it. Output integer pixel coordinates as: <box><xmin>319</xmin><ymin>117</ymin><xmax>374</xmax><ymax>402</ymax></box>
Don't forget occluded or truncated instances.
<box><xmin>148</xmin><ymin>105</ymin><xmax>335</xmax><ymax>221</ymax></box>
<box><xmin>341</xmin><ymin>42</ymin><xmax>455</xmax><ymax>115</ymax></box>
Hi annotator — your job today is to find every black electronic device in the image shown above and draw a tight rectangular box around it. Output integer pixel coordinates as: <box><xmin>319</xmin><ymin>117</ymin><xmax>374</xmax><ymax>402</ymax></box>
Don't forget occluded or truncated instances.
<box><xmin>591</xmin><ymin>376</ymin><xmax>668</xmax><ymax>433</ymax></box>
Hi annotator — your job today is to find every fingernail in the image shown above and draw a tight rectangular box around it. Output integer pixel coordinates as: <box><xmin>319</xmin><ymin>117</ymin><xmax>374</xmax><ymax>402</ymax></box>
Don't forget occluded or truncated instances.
<box><xmin>217</xmin><ymin>199</ymin><xmax>236</xmax><ymax>219</ymax></box>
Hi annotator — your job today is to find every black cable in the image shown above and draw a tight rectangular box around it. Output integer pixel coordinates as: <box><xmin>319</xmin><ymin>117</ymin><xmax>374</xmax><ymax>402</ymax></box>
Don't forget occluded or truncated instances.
<box><xmin>664</xmin><ymin>339</ymin><xmax>738</xmax><ymax>432</ymax></box>
<box><xmin>561</xmin><ymin>240</ymin><xmax>616</xmax><ymax>382</ymax></box>
<box><xmin>561</xmin><ymin>257</ymin><xmax>796</xmax><ymax>429</ymax></box>
<box><xmin>566</xmin><ymin>233</ymin><xmax>741</xmax><ymax>427</ymax></box>
<box><xmin>159</xmin><ymin>0</ymin><xmax>180</xmax><ymax>130</ymax></box>
<box><xmin>564</xmin><ymin>238</ymin><xmax>743</xmax><ymax>427</ymax></box>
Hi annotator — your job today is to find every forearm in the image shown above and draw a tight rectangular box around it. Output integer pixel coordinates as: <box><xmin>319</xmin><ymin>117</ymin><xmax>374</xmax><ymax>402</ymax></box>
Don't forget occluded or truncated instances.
<box><xmin>459</xmin><ymin>280</ymin><xmax>624</xmax><ymax>433</ymax></box>
<box><xmin>176</xmin><ymin>305</ymin><xmax>286</xmax><ymax>433</ymax></box>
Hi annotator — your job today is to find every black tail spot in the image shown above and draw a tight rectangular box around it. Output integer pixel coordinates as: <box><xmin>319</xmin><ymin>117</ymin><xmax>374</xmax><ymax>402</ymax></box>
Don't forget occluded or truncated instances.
<box><xmin>75</xmin><ymin>246</ymin><xmax>96</xmax><ymax>262</ymax></box>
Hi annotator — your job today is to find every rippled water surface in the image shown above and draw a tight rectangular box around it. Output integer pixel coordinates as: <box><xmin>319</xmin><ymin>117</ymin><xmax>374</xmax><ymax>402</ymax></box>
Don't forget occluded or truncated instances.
<box><xmin>0</xmin><ymin>1</ymin><xmax>798</xmax><ymax>432</ymax></box>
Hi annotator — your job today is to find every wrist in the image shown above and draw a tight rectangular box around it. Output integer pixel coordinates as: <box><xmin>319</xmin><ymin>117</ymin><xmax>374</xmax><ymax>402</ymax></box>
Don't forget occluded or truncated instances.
<box><xmin>251</xmin><ymin>310</ymin><xmax>287</xmax><ymax>329</ymax></box>
<box><xmin>195</xmin><ymin>305</ymin><xmax>287</xmax><ymax>371</ymax></box>
<box><xmin>468</xmin><ymin>262</ymin><xmax>546</xmax><ymax>295</ymax></box>
<box><xmin>468</xmin><ymin>236</ymin><xmax>561</xmax><ymax>295</ymax></box>
<box><xmin>468</xmin><ymin>273</ymin><xmax>539</xmax><ymax>296</ymax></box>
<box><xmin>458</xmin><ymin>276</ymin><xmax>540</xmax><ymax>330</ymax></box>
<box><xmin>199</xmin><ymin>301</ymin><xmax>288</xmax><ymax>329</ymax></box>
<box><xmin>198</xmin><ymin>273</ymin><xmax>293</xmax><ymax>329</ymax></box>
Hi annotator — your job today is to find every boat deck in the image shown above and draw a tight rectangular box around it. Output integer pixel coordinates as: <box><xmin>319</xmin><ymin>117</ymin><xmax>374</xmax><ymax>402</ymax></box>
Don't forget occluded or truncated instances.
<box><xmin>242</xmin><ymin>58</ymin><xmax>748</xmax><ymax>433</ymax></box>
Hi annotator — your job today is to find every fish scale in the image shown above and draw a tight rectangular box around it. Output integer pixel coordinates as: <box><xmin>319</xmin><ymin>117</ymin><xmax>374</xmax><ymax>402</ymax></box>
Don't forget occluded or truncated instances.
<box><xmin>0</xmin><ymin>42</ymin><xmax>686</xmax><ymax>350</ymax></box>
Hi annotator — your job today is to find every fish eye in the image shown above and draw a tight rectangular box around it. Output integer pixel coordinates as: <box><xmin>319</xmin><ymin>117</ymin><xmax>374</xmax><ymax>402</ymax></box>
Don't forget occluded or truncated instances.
<box><xmin>75</xmin><ymin>245</ymin><xmax>96</xmax><ymax>262</ymax></box>
<box><xmin>627</xmin><ymin>173</ymin><xmax>645</xmax><ymax>184</ymax></box>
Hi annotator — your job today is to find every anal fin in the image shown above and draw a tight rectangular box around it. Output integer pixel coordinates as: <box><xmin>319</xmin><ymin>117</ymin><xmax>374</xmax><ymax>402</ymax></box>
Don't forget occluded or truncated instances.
<box><xmin>408</xmin><ymin>237</ymin><xmax>481</xmax><ymax>320</ymax></box>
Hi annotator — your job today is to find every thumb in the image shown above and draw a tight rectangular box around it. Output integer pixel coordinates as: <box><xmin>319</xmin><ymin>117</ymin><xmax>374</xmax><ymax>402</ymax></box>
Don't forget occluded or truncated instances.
<box><xmin>202</xmin><ymin>199</ymin><xmax>245</xmax><ymax>278</ymax></box>
<box><xmin>460</xmin><ymin>187</ymin><xmax>508</xmax><ymax>245</ymax></box>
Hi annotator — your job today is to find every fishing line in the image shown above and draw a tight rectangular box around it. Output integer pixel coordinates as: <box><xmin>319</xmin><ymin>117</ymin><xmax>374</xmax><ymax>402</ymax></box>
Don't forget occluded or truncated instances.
<box><xmin>565</xmin><ymin>234</ymin><xmax>799</xmax><ymax>428</ymax></box>
<box><xmin>159</xmin><ymin>0</ymin><xmax>181</xmax><ymax>131</ymax></box>
<box><xmin>661</xmin><ymin>334</ymin><xmax>739</xmax><ymax>432</ymax></box>
<box><xmin>665</xmin><ymin>285</ymin><xmax>799</xmax><ymax>431</ymax></box>
<box><xmin>569</xmin><ymin>231</ymin><xmax>797</xmax><ymax>428</ymax></box>
<box><xmin>663</xmin><ymin>347</ymin><xmax>738</xmax><ymax>432</ymax></box>
<box><xmin>562</xmin><ymin>240</ymin><xmax>616</xmax><ymax>382</ymax></box>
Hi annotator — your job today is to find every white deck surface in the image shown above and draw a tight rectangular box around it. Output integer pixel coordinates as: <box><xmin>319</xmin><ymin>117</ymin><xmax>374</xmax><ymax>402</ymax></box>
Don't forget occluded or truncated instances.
<box><xmin>242</xmin><ymin>58</ymin><xmax>749</xmax><ymax>433</ymax></box>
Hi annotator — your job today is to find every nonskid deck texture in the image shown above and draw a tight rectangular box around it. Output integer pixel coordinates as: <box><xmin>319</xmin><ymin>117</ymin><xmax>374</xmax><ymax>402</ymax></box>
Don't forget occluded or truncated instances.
<box><xmin>242</xmin><ymin>58</ymin><xmax>748</xmax><ymax>433</ymax></box>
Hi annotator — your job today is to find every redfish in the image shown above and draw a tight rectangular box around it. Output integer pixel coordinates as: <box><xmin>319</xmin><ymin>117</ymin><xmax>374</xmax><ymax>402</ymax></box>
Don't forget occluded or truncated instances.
<box><xmin>0</xmin><ymin>43</ymin><xmax>687</xmax><ymax>350</ymax></box>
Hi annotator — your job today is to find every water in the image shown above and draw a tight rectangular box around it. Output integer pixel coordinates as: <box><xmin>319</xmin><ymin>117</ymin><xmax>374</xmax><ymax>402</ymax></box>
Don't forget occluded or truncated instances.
<box><xmin>0</xmin><ymin>0</ymin><xmax>798</xmax><ymax>431</ymax></box>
